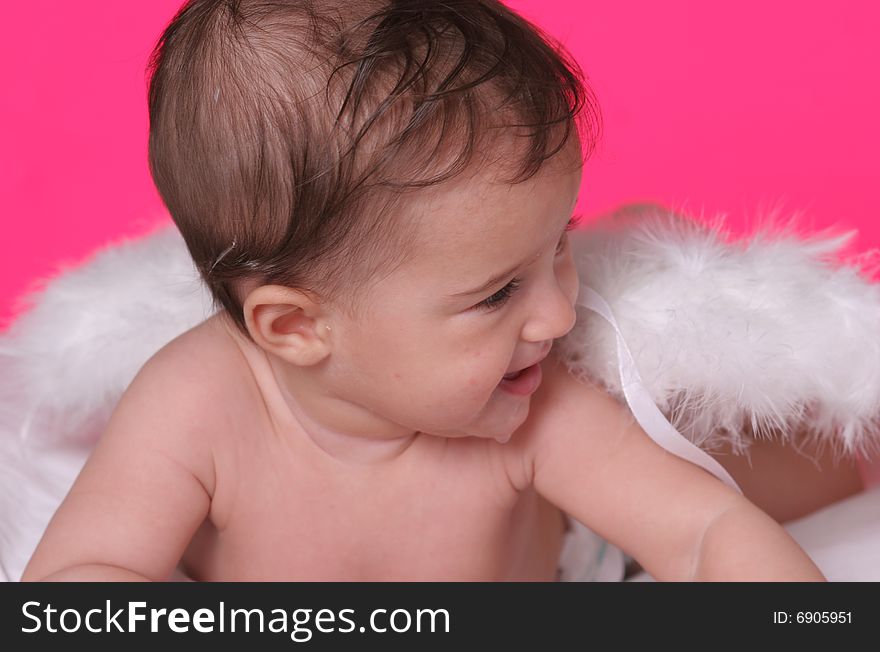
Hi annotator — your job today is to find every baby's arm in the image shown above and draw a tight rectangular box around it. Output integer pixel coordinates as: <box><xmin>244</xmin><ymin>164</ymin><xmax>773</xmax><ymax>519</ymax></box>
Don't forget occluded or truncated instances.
<box><xmin>21</xmin><ymin>343</ymin><xmax>214</xmax><ymax>582</ymax></box>
<box><xmin>504</xmin><ymin>354</ymin><xmax>824</xmax><ymax>581</ymax></box>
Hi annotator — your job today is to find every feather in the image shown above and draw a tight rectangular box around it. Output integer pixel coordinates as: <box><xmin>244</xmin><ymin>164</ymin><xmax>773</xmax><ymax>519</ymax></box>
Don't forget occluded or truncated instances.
<box><xmin>556</xmin><ymin>203</ymin><xmax>880</xmax><ymax>458</ymax></box>
<box><xmin>3</xmin><ymin>206</ymin><xmax>879</xmax><ymax>459</ymax></box>
<box><xmin>1</xmin><ymin>204</ymin><xmax>879</xmax><ymax>580</ymax></box>
<box><xmin>0</xmin><ymin>224</ymin><xmax>213</xmax><ymax>448</ymax></box>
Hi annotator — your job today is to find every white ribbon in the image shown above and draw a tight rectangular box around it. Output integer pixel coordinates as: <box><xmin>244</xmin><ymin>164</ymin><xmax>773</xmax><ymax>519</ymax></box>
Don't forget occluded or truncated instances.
<box><xmin>577</xmin><ymin>285</ymin><xmax>742</xmax><ymax>494</ymax></box>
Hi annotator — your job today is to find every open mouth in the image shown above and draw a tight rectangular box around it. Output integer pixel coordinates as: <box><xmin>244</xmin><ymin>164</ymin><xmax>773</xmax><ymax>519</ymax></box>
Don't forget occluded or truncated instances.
<box><xmin>502</xmin><ymin>368</ymin><xmax>526</xmax><ymax>381</ymax></box>
<box><xmin>497</xmin><ymin>361</ymin><xmax>543</xmax><ymax>396</ymax></box>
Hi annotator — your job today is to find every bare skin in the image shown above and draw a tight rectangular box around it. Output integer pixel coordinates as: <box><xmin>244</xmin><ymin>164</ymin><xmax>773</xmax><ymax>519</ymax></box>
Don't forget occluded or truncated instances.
<box><xmin>181</xmin><ymin>314</ymin><xmax>567</xmax><ymax>581</ymax></box>
<box><xmin>22</xmin><ymin>312</ymin><xmax>823</xmax><ymax>582</ymax></box>
<box><xmin>20</xmin><ymin>138</ymin><xmax>825</xmax><ymax>583</ymax></box>
<box><xmin>22</xmin><ymin>314</ymin><xmax>563</xmax><ymax>581</ymax></box>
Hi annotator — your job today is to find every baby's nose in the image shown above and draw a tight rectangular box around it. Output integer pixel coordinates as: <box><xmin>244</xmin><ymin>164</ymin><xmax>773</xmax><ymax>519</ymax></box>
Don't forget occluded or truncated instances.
<box><xmin>523</xmin><ymin>285</ymin><xmax>577</xmax><ymax>343</ymax></box>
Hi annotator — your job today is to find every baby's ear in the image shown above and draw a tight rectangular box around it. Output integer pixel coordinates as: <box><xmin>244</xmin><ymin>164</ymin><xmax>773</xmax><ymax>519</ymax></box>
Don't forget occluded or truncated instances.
<box><xmin>242</xmin><ymin>285</ymin><xmax>330</xmax><ymax>366</ymax></box>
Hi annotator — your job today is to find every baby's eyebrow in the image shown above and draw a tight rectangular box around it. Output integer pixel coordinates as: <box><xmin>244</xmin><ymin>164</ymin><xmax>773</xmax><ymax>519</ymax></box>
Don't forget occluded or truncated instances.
<box><xmin>446</xmin><ymin>213</ymin><xmax>574</xmax><ymax>299</ymax></box>
<box><xmin>448</xmin><ymin>261</ymin><xmax>525</xmax><ymax>299</ymax></box>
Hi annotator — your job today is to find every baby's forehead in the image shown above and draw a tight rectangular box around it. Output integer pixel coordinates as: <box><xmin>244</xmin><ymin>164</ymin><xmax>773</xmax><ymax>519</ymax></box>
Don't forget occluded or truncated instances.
<box><xmin>342</xmin><ymin>135</ymin><xmax>583</xmax><ymax>301</ymax></box>
<box><xmin>393</xmin><ymin>158</ymin><xmax>580</xmax><ymax>276</ymax></box>
<box><xmin>412</xmin><ymin>155</ymin><xmax>581</xmax><ymax>239</ymax></box>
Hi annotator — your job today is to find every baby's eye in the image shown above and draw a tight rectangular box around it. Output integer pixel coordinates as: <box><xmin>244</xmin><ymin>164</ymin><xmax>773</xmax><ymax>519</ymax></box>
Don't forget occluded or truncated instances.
<box><xmin>474</xmin><ymin>277</ymin><xmax>522</xmax><ymax>311</ymax></box>
<box><xmin>555</xmin><ymin>232</ymin><xmax>568</xmax><ymax>255</ymax></box>
<box><xmin>556</xmin><ymin>215</ymin><xmax>580</xmax><ymax>254</ymax></box>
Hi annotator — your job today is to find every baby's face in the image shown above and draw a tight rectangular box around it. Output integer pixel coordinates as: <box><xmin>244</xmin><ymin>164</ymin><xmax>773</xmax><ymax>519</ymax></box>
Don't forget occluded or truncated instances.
<box><xmin>326</xmin><ymin>147</ymin><xmax>582</xmax><ymax>443</ymax></box>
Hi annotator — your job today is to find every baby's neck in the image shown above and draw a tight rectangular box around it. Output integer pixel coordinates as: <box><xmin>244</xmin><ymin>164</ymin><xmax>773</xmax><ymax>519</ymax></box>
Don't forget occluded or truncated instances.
<box><xmin>267</xmin><ymin>354</ymin><xmax>421</xmax><ymax>465</ymax></box>
<box><xmin>218</xmin><ymin>312</ymin><xmax>421</xmax><ymax>465</ymax></box>
<box><xmin>296</xmin><ymin>422</ymin><xmax>420</xmax><ymax>465</ymax></box>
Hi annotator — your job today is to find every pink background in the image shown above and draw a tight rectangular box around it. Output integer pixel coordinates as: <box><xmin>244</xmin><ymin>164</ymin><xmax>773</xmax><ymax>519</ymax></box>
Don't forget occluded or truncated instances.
<box><xmin>2</xmin><ymin>1</ymin><xmax>879</xmax><ymax>329</ymax></box>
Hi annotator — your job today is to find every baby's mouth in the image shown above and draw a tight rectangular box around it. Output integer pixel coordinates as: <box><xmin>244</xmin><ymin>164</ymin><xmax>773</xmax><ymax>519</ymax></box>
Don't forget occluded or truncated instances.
<box><xmin>502</xmin><ymin>368</ymin><xmax>526</xmax><ymax>381</ymax></box>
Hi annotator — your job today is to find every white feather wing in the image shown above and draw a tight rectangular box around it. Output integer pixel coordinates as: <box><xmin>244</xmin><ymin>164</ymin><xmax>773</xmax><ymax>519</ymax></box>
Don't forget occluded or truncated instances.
<box><xmin>557</xmin><ymin>204</ymin><xmax>880</xmax><ymax>455</ymax></box>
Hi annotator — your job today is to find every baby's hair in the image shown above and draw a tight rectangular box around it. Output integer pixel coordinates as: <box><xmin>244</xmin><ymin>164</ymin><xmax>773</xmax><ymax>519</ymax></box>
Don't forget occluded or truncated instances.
<box><xmin>147</xmin><ymin>0</ymin><xmax>601</xmax><ymax>339</ymax></box>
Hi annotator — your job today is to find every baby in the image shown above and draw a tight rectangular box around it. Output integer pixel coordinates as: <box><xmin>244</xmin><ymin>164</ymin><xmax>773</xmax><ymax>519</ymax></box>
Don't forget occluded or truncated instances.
<box><xmin>23</xmin><ymin>0</ymin><xmax>823</xmax><ymax>581</ymax></box>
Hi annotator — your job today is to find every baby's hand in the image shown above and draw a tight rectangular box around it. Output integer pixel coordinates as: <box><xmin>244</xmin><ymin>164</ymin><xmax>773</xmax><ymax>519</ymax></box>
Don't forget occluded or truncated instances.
<box><xmin>503</xmin><ymin>353</ymin><xmax>824</xmax><ymax>581</ymax></box>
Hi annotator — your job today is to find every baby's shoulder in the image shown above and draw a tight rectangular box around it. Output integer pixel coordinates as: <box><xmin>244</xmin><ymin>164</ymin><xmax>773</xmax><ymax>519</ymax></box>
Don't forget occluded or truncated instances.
<box><xmin>148</xmin><ymin>311</ymin><xmax>243</xmax><ymax>376</ymax></box>
<box><xmin>134</xmin><ymin>313</ymin><xmax>232</xmax><ymax>391</ymax></box>
<box><xmin>497</xmin><ymin>352</ymin><xmax>620</xmax><ymax>488</ymax></box>
<box><xmin>92</xmin><ymin>314</ymin><xmax>245</xmax><ymax>501</ymax></box>
<box><xmin>121</xmin><ymin>312</ymin><xmax>255</xmax><ymax>442</ymax></box>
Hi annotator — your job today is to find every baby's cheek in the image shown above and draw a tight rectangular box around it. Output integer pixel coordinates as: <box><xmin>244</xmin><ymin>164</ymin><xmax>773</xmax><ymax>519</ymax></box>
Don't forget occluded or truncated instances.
<box><xmin>451</xmin><ymin>357</ymin><xmax>505</xmax><ymax>400</ymax></box>
<box><xmin>464</xmin><ymin>362</ymin><xmax>502</xmax><ymax>389</ymax></box>
<box><xmin>463</xmin><ymin>375</ymin><xmax>498</xmax><ymax>406</ymax></box>
<box><xmin>455</xmin><ymin>372</ymin><xmax>496</xmax><ymax>406</ymax></box>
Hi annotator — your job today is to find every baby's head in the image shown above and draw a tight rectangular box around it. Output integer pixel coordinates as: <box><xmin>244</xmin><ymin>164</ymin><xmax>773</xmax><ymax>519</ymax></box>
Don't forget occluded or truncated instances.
<box><xmin>147</xmin><ymin>0</ymin><xmax>601</xmax><ymax>444</ymax></box>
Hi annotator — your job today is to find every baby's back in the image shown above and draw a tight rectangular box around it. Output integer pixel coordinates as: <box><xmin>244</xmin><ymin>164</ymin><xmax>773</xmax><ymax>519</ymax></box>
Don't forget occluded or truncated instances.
<box><xmin>176</xmin><ymin>313</ymin><xmax>565</xmax><ymax>581</ymax></box>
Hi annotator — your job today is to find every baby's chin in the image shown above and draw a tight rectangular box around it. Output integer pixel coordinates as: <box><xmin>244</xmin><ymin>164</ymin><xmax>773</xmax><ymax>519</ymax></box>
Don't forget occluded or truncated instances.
<box><xmin>425</xmin><ymin>379</ymin><xmax>533</xmax><ymax>442</ymax></box>
<box><xmin>472</xmin><ymin>391</ymin><xmax>533</xmax><ymax>443</ymax></box>
<box><xmin>492</xmin><ymin>430</ymin><xmax>516</xmax><ymax>444</ymax></box>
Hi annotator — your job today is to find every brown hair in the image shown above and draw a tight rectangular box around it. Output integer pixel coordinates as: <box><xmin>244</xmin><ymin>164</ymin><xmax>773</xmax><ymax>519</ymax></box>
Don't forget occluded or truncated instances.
<box><xmin>147</xmin><ymin>0</ymin><xmax>601</xmax><ymax>339</ymax></box>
